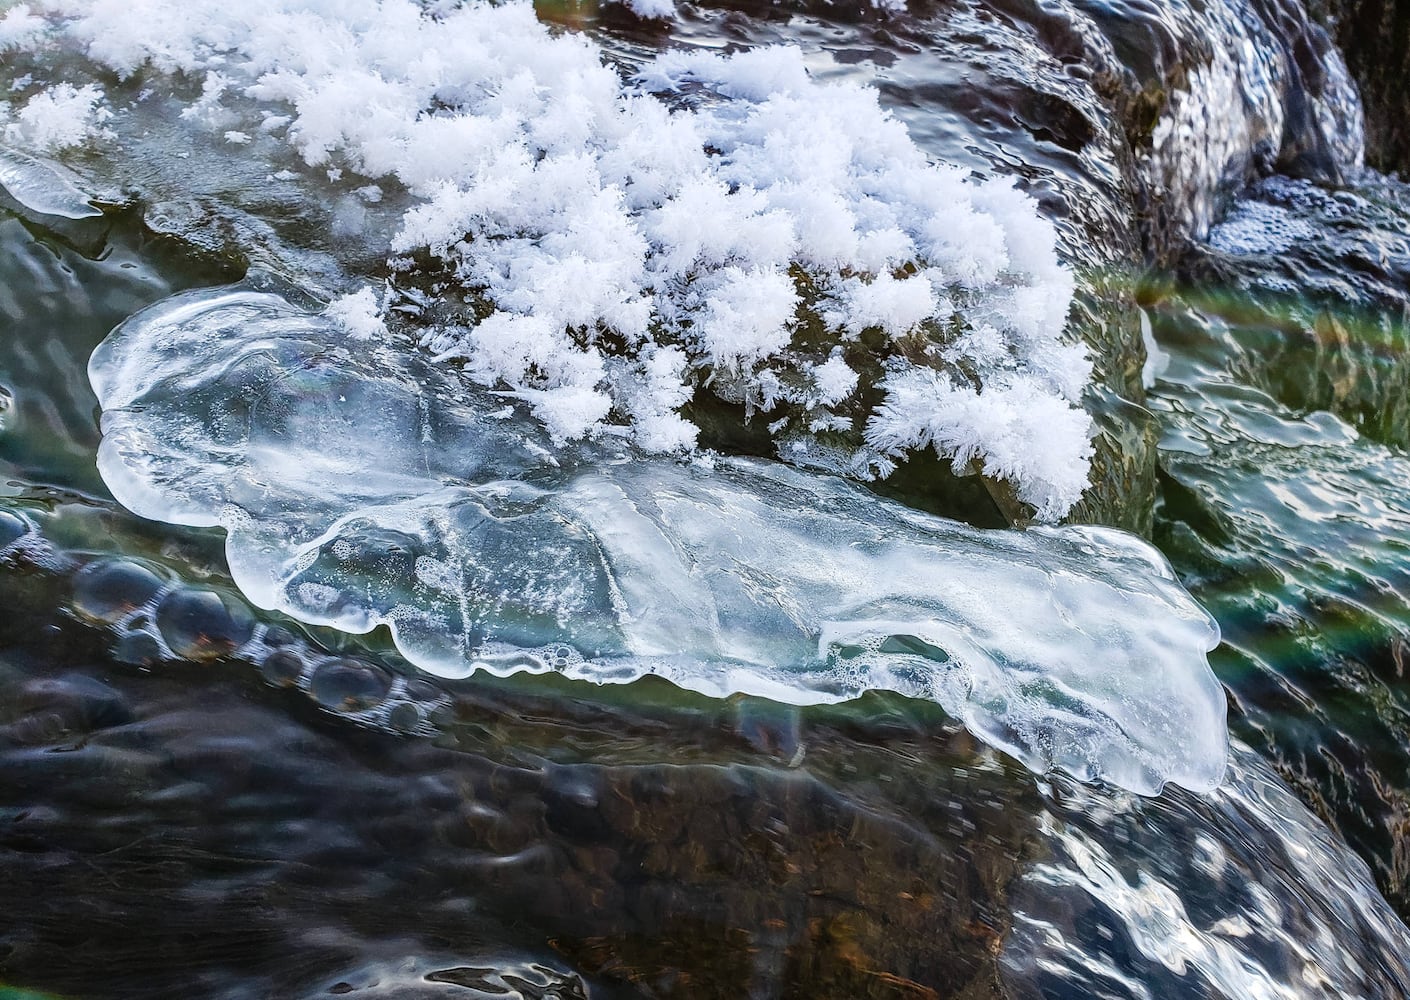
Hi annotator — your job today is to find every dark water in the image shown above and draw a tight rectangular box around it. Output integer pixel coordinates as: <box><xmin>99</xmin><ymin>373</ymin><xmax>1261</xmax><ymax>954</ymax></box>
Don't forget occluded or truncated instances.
<box><xmin>6</xmin><ymin>1</ymin><xmax>1410</xmax><ymax>998</ymax></box>
<box><xmin>0</xmin><ymin>205</ymin><xmax>1041</xmax><ymax>999</ymax></box>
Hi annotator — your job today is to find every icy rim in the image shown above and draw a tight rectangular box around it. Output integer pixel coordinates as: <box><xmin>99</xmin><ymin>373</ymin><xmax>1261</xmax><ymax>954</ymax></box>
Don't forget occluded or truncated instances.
<box><xmin>1</xmin><ymin>0</ymin><xmax>1093</xmax><ymax>520</ymax></box>
<box><xmin>87</xmin><ymin>285</ymin><xmax>1227</xmax><ymax>794</ymax></box>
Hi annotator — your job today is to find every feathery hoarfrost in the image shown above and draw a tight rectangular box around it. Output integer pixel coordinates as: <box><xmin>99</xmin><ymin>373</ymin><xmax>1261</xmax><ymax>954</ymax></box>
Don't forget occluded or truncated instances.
<box><xmin>1</xmin><ymin>81</ymin><xmax>111</xmax><ymax>153</ymax></box>
<box><xmin>7</xmin><ymin>0</ymin><xmax>1092</xmax><ymax>518</ymax></box>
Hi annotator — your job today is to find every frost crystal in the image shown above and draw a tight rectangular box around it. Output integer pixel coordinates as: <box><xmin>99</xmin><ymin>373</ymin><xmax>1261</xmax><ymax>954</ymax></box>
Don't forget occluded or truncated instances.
<box><xmin>2</xmin><ymin>83</ymin><xmax>111</xmax><ymax>154</ymax></box>
<box><xmin>12</xmin><ymin>0</ymin><xmax>1092</xmax><ymax>518</ymax></box>
<box><xmin>0</xmin><ymin>5</ymin><xmax>46</xmax><ymax>52</ymax></box>
<box><xmin>323</xmin><ymin>287</ymin><xmax>387</xmax><ymax>342</ymax></box>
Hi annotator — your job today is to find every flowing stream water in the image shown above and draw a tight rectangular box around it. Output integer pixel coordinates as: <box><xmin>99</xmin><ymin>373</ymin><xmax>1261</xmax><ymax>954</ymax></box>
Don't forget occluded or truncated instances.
<box><xmin>4</xmin><ymin>0</ymin><xmax>1410</xmax><ymax>997</ymax></box>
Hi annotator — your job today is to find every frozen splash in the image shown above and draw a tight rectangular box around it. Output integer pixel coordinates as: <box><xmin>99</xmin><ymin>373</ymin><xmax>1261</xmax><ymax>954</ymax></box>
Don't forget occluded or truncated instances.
<box><xmin>4</xmin><ymin>0</ymin><xmax>1090</xmax><ymax>520</ymax></box>
<box><xmin>90</xmin><ymin>285</ymin><xmax>1226</xmax><ymax>794</ymax></box>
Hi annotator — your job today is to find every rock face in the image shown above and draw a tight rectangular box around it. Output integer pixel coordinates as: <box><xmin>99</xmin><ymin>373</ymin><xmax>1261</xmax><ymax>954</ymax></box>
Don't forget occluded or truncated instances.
<box><xmin>1312</xmin><ymin>0</ymin><xmax>1410</xmax><ymax>171</ymax></box>
<box><xmin>0</xmin><ymin>0</ymin><xmax>1357</xmax><ymax>533</ymax></box>
<box><xmin>0</xmin><ymin>0</ymin><xmax>1371</xmax><ymax>533</ymax></box>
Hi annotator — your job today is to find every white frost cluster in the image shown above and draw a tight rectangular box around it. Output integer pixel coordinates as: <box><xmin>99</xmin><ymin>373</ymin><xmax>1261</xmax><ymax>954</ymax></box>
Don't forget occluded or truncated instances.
<box><xmin>14</xmin><ymin>0</ymin><xmax>1091</xmax><ymax>518</ymax></box>
<box><xmin>0</xmin><ymin>4</ymin><xmax>47</xmax><ymax>51</ymax></box>
<box><xmin>323</xmin><ymin>286</ymin><xmax>387</xmax><ymax>341</ymax></box>
<box><xmin>868</xmin><ymin>367</ymin><xmax>1094</xmax><ymax>517</ymax></box>
<box><xmin>1</xmin><ymin>82</ymin><xmax>111</xmax><ymax>154</ymax></box>
<box><xmin>618</xmin><ymin>0</ymin><xmax>677</xmax><ymax>19</ymax></box>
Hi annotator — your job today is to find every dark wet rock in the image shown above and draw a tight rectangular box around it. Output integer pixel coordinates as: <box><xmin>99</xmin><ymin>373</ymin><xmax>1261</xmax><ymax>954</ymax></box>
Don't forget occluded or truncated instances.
<box><xmin>1072</xmin><ymin>0</ymin><xmax>1360</xmax><ymax>240</ymax></box>
<box><xmin>404</xmin><ymin>678</ymin><xmax>443</xmax><ymax>702</ymax></box>
<box><xmin>1313</xmin><ymin>0</ymin><xmax>1410</xmax><ymax>171</ymax></box>
<box><xmin>0</xmin><ymin>631</ymin><xmax>1040</xmax><ymax>999</ymax></box>
<box><xmin>1065</xmin><ymin>274</ymin><xmax>1161</xmax><ymax>534</ymax></box>
<box><xmin>0</xmin><ymin>563</ymin><xmax>67</xmax><ymax>652</ymax></box>
<box><xmin>0</xmin><ymin>672</ymin><xmax>133</xmax><ymax>747</ymax></box>
<box><xmin>0</xmin><ymin>518</ymin><xmax>1036</xmax><ymax>996</ymax></box>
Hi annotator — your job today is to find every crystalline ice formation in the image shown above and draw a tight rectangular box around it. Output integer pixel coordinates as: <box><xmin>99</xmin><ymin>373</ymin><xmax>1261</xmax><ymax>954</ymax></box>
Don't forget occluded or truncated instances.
<box><xmin>91</xmin><ymin>286</ymin><xmax>1226</xmax><ymax>794</ymax></box>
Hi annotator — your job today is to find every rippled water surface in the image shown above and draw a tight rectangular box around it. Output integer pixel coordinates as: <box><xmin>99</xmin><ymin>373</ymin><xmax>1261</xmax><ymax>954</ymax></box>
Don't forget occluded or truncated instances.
<box><xmin>7</xmin><ymin>1</ymin><xmax>1410</xmax><ymax>998</ymax></box>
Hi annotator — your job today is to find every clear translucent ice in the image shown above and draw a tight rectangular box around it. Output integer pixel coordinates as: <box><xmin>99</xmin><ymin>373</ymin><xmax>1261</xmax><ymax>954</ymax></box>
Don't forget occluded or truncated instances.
<box><xmin>90</xmin><ymin>286</ymin><xmax>1228</xmax><ymax>794</ymax></box>
<box><xmin>0</xmin><ymin>147</ymin><xmax>101</xmax><ymax>220</ymax></box>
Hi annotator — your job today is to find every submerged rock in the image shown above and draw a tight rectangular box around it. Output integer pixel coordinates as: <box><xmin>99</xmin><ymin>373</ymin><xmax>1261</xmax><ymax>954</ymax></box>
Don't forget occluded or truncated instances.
<box><xmin>0</xmin><ymin>0</ymin><xmax>1363</xmax><ymax>529</ymax></box>
<box><xmin>0</xmin><ymin>540</ymin><xmax>1043</xmax><ymax>999</ymax></box>
<box><xmin>2</xmin><ymin>493</ymin><xmax>1408</xmax><ymax>999</ymax></box>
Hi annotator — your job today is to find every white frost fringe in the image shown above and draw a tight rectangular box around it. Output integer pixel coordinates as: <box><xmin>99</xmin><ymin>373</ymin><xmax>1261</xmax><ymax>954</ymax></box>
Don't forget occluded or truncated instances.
<box><xmin>6</xmin><ymin>0</ymin><xmax>1094</xmax><ymax>518</ymax></box>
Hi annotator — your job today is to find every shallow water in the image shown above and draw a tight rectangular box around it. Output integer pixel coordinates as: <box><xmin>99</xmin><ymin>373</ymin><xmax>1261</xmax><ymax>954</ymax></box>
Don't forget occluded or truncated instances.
<box><xmin>6</xmin><ymin>0</ymin><xmax>1410</xmax><ymax>998</ymax></box>
<box><xmin>1149</xmin><ymin>173</ymin><xmax>1410</xmax><ymax>917</ymax></box>
<box><xmin>0</xmin><ymin>176</ymin><xmax>1407</xmax><ymax>1000</ymax></box>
